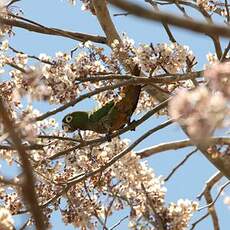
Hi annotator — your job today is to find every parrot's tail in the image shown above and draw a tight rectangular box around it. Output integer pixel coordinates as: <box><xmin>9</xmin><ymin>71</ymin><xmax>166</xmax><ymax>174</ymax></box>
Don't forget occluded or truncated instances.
<box><xmin>118</xmin><ymin>65</ymin><xmax>141</xmax><ymax>116</ymax></box>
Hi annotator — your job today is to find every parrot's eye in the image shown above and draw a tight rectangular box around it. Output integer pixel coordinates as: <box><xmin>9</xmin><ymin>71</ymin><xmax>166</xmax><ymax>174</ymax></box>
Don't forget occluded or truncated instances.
<box><xmin>65</xmin><ymin>115</ymin><xmax>72</xmax><ymax>123</ymax></box>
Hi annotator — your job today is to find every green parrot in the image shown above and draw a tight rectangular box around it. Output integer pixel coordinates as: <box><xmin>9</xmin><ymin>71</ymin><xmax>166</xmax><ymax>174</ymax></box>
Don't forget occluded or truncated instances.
<box><xmin>62</xmin><ymin>65</ymin><xmax>141</xmax><ymax>134</ymax></box>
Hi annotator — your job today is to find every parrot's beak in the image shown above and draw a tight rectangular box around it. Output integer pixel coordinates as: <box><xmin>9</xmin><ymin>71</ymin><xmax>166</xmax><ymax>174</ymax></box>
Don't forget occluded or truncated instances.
<box><xmin>62</xmin><ymin>123</ymin><xmax>71</xmax><ymax>132</ymax></box>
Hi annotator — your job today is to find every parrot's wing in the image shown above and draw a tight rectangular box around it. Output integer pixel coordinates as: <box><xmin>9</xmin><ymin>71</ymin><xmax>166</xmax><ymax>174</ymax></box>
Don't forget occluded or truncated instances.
<box><xmin>89</xmin><ymin>100</ymin><xmax>114</xmax><ymax>123</ymax></box>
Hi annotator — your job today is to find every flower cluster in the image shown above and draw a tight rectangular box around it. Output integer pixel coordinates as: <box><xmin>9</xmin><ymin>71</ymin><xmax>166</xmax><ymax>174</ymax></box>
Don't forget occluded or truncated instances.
<box><xmin>0</xmin><ymin>41</ymin><xmax>53</xmax><ymax>107</ymax></box>
<box><xmin>0</xmin><ymin>207</ymin><xmax>15</xmax><ymax>230</ymax></box>
<box><xmin>0</xmin><ymin>2</ymin><xmax>12</xmax><ymax>37</ymax></box>
<box><xmin>15</xmin><ymin>106</ymin><xmax>52</xmax><ymax>141</ymax></box>
<box><xmin>75</xmin><ymin>0</ymin><xmax>108</xmax><ymax>14</ymax></box>
<box><xmin>60</xmin><ymin>135</ymin><xmax>197</xmax><ymax>229</ymax></box>
<box><xmin>0</xmin><ymin>189</ymin><xmax>24</xmax><ymax>215</ymax></box>
<box><xmin>0</xmin><ymin>81</ymin><xmax>21</xmax><ymax>112</ymax></box>
<box><xmin>197</xmin><ymin>0</ymin><xmax>229</xmax><ymax>17</ymax></box>
<box><xmin>67</xmin><ymin>0</ymin><xmax>76</xmax><ymax>6</ymax></box>
<box><xmin>169</xmin><ymin>62</ymin><xmax>230</xmax><ymax>143</ymax></box>
<box><xmin>197</xmin><ymin>0</ymin><xmax>217</xmax><ymax>12</ymax></box>
<box><xmin>134</xmin><ymin>43</ymin><xmax>195</xmax><ymax>74</ymax></box>
<box><xmin>205</xmin><ymin>62</ymin><xmax>230</xmax><ymax>99</ymax></box>
<box><xmin>0</xmin><ymin>24</ymin><xmax>200</xmax><ymax>229</ymax></box>
<box><xmin>0</xmin><ymin>39</ymin><xmax>10</xmax><ymax>74</ymax></box>
<box><xmin>112</xmin><ymin>148</ymin><xmax>198</xmax><ymax>230</ymax></box>
<box><xmin>1</xmin><ymin>41</ymin><xmax>116</xmax><ymax>106</ymax></box>
<box><xmin>164</xmin><ymin>199</ymin><xmax>199</xmax><ymax>230</ymax></box>
<box><xmin>224</xmin><ymin>196</ymin><xmax>230</xmax><ymax>206</ymax></box>
<box><xmin>61</xmin><ymin>185</ymin><xmax>102</xmax><ymax>229</ymax></box>
<box><xmin>1</xmin><ymin>35</ymin><xmax>196</xmax><ymax>116</ymax></box>
<box><xmin>206</xmin><ymin>52</ymin><xmax>218</xmax><ymax>64</ymax></box>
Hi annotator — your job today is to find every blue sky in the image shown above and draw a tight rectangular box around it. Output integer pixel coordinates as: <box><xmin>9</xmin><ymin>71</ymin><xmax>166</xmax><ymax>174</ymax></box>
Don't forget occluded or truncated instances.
<box><xmin>2</xmin><ymin>0</ymin><xmax>230</xmax><ymax>229</ymax></box>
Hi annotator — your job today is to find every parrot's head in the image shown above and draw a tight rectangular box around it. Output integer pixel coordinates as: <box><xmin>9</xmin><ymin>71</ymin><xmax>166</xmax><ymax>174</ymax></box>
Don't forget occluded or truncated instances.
<box><xmin>62</xmin><ymin>111</ymin><xmax>89</xmax><ymax>132</ymax></box>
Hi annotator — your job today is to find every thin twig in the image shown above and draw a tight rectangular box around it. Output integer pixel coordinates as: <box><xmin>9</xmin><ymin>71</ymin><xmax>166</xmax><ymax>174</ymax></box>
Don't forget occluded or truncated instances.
<box><xmin>8</xmin><ymin>44</ymin><xmax>55</xmax><ymax>65</ymax></box>
<box><xmin>199</xmin><ymin>181</ymin><xmax>230</xmax><ymax>211</ymax></box>
<box><xmin>113</xmin><ymin>12</ymin><xmax>129</xmax><ymax>16</ymax></box>
<box><xmin>75</xmin><ymin>71</ymin><xmax>202</xmax><ymax>84</ymax></box>
<box><xmin>190</xmin><ymin>212</ymin><xmax>209</xmax><ymax>230</ymax></box>
<box><xmin>35</xmin><ymin>73</ymin><xmax>179</xmax><ymax>121</ymax></box>
<box><xmin>164</xmin><ymin>148</ymin><xmax>197</xmax><ymax>181</ymax></box>
<box><xmin>19</xmin><ymin>219</ymin><xmax>30</xmax><ymax>230</ymax></box>
<box><xmin>84</xmin><ymin>182</ymin><xmax>108</xmax><ymax>230</ymax></box>
<box><xmin>37</xmin><ymin>135</ymin><xmax>80</xmax><ymax>143</ymax></box>
<box><xmin>110</xmin><ymin>215</ymin><xmax>128</xmax><ymax>230</ymax></box>
<box><xmin>0</xmin><ymin>143</ymin><xmax>46</xmax><ymax>150</ymax></box>
<box><xmin>5</xmin><ymin>61</ymin><xmax>27</xmax><ymax>73</ymax></box>
<box><xmin>197</xmin><ymin>172</ymin><xmax>223</xmax><ymax>200</ymax></box>
<box><xmin>220</xmin><ymin>41</ymin><xmax>230</xmax><ymax>62</ymax></box>
<box><xmin>145</xmin><ymin>0</ymin><xmax>176</xmax><ymax>42</ymax></box>
<box><xmin>225</xmin><ymin>0</ymin><xmax>230</xmax><ymax>23</ymax></box>
<box><xmin>103</xmin><ymin>197</ymin><xmax>116</xmax><ymax>229</ymax></box>
<box><xmin>141</xmin><ymin>183</ymin><xmax>165</xmax><ymax>230</ymax></box>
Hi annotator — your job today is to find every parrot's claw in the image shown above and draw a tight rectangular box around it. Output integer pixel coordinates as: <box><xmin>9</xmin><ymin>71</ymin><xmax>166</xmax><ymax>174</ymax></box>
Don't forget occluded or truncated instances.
<box><xmin>105</xmin><ymin>133</ymin><xmax>112</xmax><ymax>142</ymax></box>
<box><xmin>128</xmin><ymin>119</ymin><xmax>136</xmax><ymax>131</ymax></box>
<box><xmin>78</xmin><ymin>129</ymin><xmax>86</xmax><ymax>144</ymax></box>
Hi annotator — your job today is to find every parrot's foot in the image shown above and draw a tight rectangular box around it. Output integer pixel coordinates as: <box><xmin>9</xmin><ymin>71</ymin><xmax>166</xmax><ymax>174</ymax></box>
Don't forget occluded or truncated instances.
<box><xmin>128</xmin><ymin>119</ymin><xmax>136</xmax><ymax>131</ymax></box>
<box><xmin>78</xmin><ymin>129</ymin><xmax>86</xmax><ymax>144</ymax></box>
<box><xmin>88</xmin><ymin>153</ymin><xmax>96</xmax><ymax>163</ymax></box>
<box><xmin>105</xmin><ymin>133</ymin><xmax>112</xmax><ymax>142</ymax></box>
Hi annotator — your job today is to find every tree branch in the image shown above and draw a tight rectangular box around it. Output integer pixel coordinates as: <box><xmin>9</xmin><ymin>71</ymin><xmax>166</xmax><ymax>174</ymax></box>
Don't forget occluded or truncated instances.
<box><xmin>197</xmin><ymin>171</ymin><xmax>224</xmax><ymax>230</ymax></box>
<box><xmin>136</xmin><ymin>137</ymin><xmax>230</xmax><ymax>158</ymax></box>
<box><xmin>93</xmin><ymin>0</ymin><xmax>170</xmax><ymax>102</ymax></box>
<box><xmin>190</xmin><ymin>212</ymin><xmax>209</xmax><ymax>230</ymax></box>
<box><xmin>164</xmin><ymin>148</ymin><xmax>197</xmax><ymax>181</ymax></box>
<box><xmin>37</xmin><ymin>120</ymin><xmax>173</xmax><ymax>212</ymax></box>
<box><xmin>109</xmin><ymin>0</ymin><xmax>230</xmax><ymax>38</ymax></box>
<box><xmin>75</xmin><ymin>71</ymin><xmax>202</xmax><ymax>84</ymax></box>
<box><xmin>0</xmin><ymin>98</ymin><xmax>45</xmax><ymax>230</ymax></box>
<box><xmin>0</xmin><ymin>16</ymin><xmax>106</xmax><ymax>44</ymax></box>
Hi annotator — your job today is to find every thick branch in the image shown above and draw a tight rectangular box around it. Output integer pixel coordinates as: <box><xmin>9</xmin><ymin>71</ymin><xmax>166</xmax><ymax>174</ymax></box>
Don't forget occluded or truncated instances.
<box><xmin>76</xmin><ymin>71</ymin><xmax>202</xmax><ymax>84</ymax></box>
<box><xmin>92</xmin><ymin>0</ymin><xmax>170</xmax><ymax>102</ymax></box>
<box><xmin>0</xmin><ymin>16</ymin><xmax>106</xmax><ymax>44</ymax></box>
<box><xmin>109</xmin><ymin>0</ymin><xmax>230</xmax><ymax>38</ymax></box>
<box><xmin>197</xmin><ymin>172</ymin><xmax>223</xmax><ymax>230</ymax></box>
<box><xmin>92</xmin><ymin>0</ymin><xmax>121</xmax><ymax>45</ymax></box>
<box><xmin>0</xmin><ymin>98</ymin><xmax>45</xmax><ymax>230</ymax></box>
<box><xmin>137</xmin><ymin>137</ymin><xmax>230</xmax><ymax>158</ymax></box>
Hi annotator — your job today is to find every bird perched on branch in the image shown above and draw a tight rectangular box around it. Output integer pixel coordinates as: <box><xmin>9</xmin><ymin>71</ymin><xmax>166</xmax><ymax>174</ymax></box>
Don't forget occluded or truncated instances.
<box><xmin>62</xmin><ymin>65</ymin><xmax>141</xmax><ymax>134</ymax></box>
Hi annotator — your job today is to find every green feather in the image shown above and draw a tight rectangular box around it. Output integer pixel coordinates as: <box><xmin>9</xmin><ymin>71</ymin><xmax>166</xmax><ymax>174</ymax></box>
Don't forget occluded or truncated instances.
<box><xmin>62</xmin><ymin>111</ymin><xmax>90</xmax><ymax>132</ymax></box>
<box><xmin>89</xmin><ymin>101</ymin><xmax>114</xmax><ymax>123</ymax></box>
